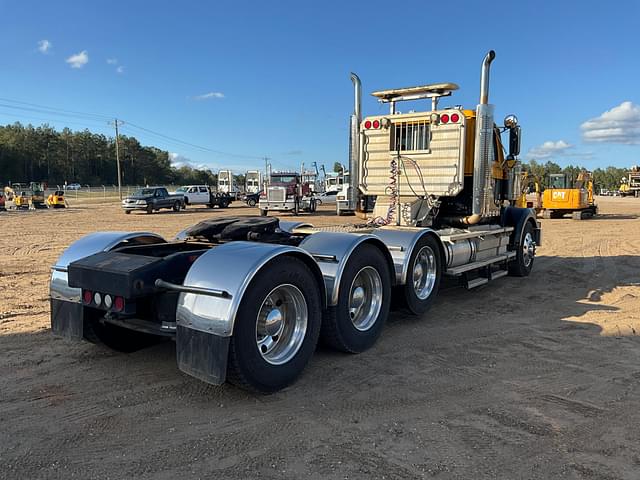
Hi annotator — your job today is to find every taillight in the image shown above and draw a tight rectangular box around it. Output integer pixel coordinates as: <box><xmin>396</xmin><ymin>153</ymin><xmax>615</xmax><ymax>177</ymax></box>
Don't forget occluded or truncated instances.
<box><xmin>450</xmin><ymin>113</ymin><xmax>460</xmax><ymax>123</ymax></box>
<box><xmin>440</xmin><ymin>114</ymin><xmax>450</xmax><ymax>124</ymax></box>
<box><xmin>83</xmin><ymin>290</ymin><xmax>92</xmax><ymax>304</ymax></box>
<box><xmin>364</xmin><ymin>120</ymin><xmax>372</xmax><ymax>129</ymax></box>
<box><xmin>113</xmin><ymin>296</ymin><xmax>125</xmax><ymax>312</ymax></box>
<box><xmin>372</xmin><ymin>119</ymin><xmax>380</xmax><ymax>129</ymax></box>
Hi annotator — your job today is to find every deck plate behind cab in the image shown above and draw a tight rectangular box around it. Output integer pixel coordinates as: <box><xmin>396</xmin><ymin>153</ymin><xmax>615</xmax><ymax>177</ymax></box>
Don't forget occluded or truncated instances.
<box><xmin>371</xmin><ymin>83</ymin><xmax>459</xmax><ymax>100</ymax></box>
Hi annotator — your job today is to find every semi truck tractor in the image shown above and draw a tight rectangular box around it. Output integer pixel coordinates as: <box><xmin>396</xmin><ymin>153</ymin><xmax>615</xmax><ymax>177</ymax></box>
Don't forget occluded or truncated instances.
<box><xmin>245</xmin><ymin>170</ymin><xmax>262</xmax><ymax>194</ymax></box>
<box><xmin>50</xmin><ymin>51</ymin><xmax>540</xmax><ymax>393</ymax></box>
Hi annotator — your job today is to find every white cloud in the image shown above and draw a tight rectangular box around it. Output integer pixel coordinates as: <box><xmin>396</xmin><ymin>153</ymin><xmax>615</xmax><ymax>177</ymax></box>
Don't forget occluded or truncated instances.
<box><xmin>581</xmin><ymin>101</ymin><xmax>640</xmax><ymax>144</ymax></box>
<box><xmin>37</xmin><ymin>39</ymin><xmax>52</xmax><ymax>54</ymax></box>
<box><xmin>66</xmin><ymin>50</ymin><xmax>89</xmax><ymax>69</ymax></box>
<box><xmin>526</xmin><ymin>140</ymin><xmax>573</xmax><ymax>159</ymax></box>
<box><xmin>169</xmin><ymin>153</ymin><xmax>211</xmax><ymax>170</ymax></box>
<box><xmin>106</xmin><ymin>58</ymin><xmax>118</xmax><ymax>65</ymax></box>
<box><xmin>192</xmin><ymin>92</ymin><xmax>225</xmax><ymax>100</ymax></box>
<box><xmin>116</xmin><ymin>65</ymin><xmax>125</xmax><ymax>74</ymax></box>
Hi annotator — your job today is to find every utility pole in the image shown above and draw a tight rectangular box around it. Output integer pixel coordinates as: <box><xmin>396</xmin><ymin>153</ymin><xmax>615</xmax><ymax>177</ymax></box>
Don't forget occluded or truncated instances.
<box><xmin>112</xmin><ymin>119</ymin><xmax>124</xmax><ymax>200</ymax></box>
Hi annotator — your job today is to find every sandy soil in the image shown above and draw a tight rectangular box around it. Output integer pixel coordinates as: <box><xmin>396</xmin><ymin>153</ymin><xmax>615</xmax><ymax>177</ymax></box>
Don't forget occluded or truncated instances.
<box><xmin>1</xmin><ymin>197</ymin><xmax>640</xmax><ymax>479</ymax></box>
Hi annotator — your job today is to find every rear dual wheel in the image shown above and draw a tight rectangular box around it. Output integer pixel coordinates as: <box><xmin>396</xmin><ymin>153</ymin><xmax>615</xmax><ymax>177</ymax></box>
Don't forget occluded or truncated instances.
<box><xmin>227</xmin><ymin>257</ymin><xmax>322</xmax><ymax>393</ymax></box>
<box><xmin>321</xmin><ymin>244</ymin><xmax>391</xmax><ymax>353</ymax></box>
<box><xmin>396</xmin><ymin>235</ymin><xmax>442</xmax><ymax>315</ymax></box>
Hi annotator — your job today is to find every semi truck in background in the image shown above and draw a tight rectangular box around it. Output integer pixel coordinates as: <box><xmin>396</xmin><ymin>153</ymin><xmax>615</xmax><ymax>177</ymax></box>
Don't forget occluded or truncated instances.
<box><xmin>245</xmin><ymin>170</ymin><xmax>262</xmax><ymax>194</ymax></box>
<box><xmin>50</xmin><ymin>50</ymin><xmax>540</xmax><ymax>393</ymax></box>
<box><xmin>217</xmin><ymin>170</ymin><xmax>242</xmax><ymax>199</ymax></box>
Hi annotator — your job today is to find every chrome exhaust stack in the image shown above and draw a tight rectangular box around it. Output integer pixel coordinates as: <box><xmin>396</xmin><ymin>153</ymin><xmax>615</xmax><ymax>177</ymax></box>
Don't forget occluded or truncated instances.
<box><xmin>460</xmin><ymin>50</ymin><xmax>498</xmax><ymax>225</ymax></box>
<box><xmin>341</xmin><ymin>73</ymin><xmax>362</xmax><ymax>214</ymax></box>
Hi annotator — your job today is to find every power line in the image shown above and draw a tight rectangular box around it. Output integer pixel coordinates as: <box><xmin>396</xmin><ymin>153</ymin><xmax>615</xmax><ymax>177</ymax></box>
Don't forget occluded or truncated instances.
<box><xmin>0</xmin><ymin>97</ymin><xmax>113</xmax><ymax>121</ymax></box>
<box><xmin>0</xmin><ymin>95</ymin><xmax>298</xmax><ymax>168</ymax></box>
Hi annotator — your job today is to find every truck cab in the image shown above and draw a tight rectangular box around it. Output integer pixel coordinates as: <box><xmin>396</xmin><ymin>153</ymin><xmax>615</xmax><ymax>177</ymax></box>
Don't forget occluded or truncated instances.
<box><xmin>259</xmin><ymin>172</ymin><xmax>316</xmax><ymax>215</ymax></box>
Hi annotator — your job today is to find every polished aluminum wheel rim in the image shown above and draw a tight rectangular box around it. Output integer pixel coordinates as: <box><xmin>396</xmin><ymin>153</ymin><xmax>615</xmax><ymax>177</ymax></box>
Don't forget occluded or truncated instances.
<box><xmin>348</xmin><ymin>266</ymin><xmax>383</xmax><ymax>332</ymax></box>
<box><xmin>412</xmin><ymin>246</ymin><xmax>437</xmax><ymax>300</ymax></box>
<box><xmin>522</xmin><ymin>232</ymin><xmax>535</xmax><ymax>267</ymax></box>
<box><xmin>256</xmin><ymin>284</ymin><xmax>307</xmax><ymax>365</ymax></box>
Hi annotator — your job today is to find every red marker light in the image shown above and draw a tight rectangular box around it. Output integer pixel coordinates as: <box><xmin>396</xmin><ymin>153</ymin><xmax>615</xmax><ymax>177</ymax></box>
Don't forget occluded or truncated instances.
<box><xmin>364</xmin><ymin>120</ymin><xmax>372</xmax><ymax>129</ymax></box>
<box><xmin>450</xmin><ymin>113</ymin><xmax>460</xmax><ymax>123</ymax></box>
<box><xmin>113</xmin><ymin>296</ymin><xmax>125</xmax><ymax>312</ymax></box>
<box><xmin>372</xmin><ymin>119</ymin><xmax>380</xmax><ymax>129</ymax></box>
<box><xmin>83</xmin><ymin>290</ymin><xmax>92</xmax><ymax>304</ymax></box>
<box><xmin>440</xmin><ymin>114</ymin><xmax>449</xmax><ymax>124</ymax></box>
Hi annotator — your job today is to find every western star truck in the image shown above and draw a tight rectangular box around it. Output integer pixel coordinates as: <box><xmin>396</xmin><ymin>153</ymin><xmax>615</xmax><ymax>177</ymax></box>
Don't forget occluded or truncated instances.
<box><xmin>51</xmin><ymin>51</ymin><xmax>540</xmax><ymax>393</ymax></box>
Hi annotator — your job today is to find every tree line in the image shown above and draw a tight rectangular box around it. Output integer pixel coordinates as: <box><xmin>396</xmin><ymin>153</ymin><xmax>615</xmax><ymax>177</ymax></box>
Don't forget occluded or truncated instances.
<box><xmin>0</xmin><ymin>122</ymin><xmax>218</xmax><ymax>187</ymax></box>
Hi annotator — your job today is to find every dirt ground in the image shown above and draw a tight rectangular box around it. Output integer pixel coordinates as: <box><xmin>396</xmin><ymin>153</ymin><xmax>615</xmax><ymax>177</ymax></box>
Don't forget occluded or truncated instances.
<box><xmin>1</xmin><ymin>197</ymin><xmax>640</xmax><ymax>479</ymax></box>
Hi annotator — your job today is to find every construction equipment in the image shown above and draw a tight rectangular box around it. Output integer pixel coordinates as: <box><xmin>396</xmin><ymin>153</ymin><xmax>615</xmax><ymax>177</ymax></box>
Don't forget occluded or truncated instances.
<box><xmin>50</xmin><ymin>51</ymin><xmax>540</xmax><ymax>393</ymax></box>
<box><xmin>46</xmin><ymin>190</ymin><xmax>67</xmax><ymax>208</ymax></box>
<box><xmin>515</xmin><ymin>171</ymin><xmax>542</xmax><ymax>213</ymax></box>
<box><xmin>4</xmin><ymin>182</ymin><xmax>46</xmax><ymax>209</ymax></box>
<box><xmin>542</xmin><ymin>171</ymin><xmax>597</xmax><ymax>220</ymax></box>
<box><xmin>619</xmin><ymin>166</ymin><xmax>640</xmax><ymax>197</ymax></box>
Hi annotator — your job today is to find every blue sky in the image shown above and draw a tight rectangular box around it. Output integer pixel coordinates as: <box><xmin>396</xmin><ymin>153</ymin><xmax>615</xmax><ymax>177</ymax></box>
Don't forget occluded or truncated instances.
<box><xmin>1</xmin><ymin>0</ymin><xmax>639</xmax><ymax>172</ymax></box>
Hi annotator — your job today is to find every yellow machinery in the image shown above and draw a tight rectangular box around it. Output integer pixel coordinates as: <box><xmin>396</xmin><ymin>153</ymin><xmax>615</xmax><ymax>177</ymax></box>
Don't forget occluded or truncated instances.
<box><xmin>515</xmin><ymin>171</ymin><xmax>542</xmax><ymax>213</ymax></box>
<box><xmin>542</xmin><ymin>171</ymin><xmax>597</xmax><ymax>220</ymax></box>
<box><xmin>47</xmin><ymin>190</ymin><xmax>67</xmax><ymax>208</ymax></box>
<box><xmin>619</xmin><ymin>165</ymin><xmax>640</xmax><ymax>197</ymax></box>
<box><xmin>4</xmin><ymin>182</ymin><xmax>47</xmax><ymax>209</ymax></box>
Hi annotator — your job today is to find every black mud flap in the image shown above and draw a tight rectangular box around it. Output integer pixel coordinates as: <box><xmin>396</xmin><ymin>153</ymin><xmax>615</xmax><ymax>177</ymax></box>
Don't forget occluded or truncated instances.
<box><xmin>50</xmin><ymin>298</ymin><xmax>84</xmax><ymax>340</ymax></box>
<box><xmin>176</xmin><ymin>325</ymin><xmax>230</xmax><ymax>385</ymax></box>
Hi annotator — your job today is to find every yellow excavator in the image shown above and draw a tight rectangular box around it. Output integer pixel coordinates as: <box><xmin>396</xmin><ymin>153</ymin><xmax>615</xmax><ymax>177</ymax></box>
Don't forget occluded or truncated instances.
<box><xmin>542</xmin><ymin>170</ymin><xmax>597</xmax><ymax>220</ymax></box>
<box><xmin>515</xmin><ymin>171</ymin><xmax>542</xmax><ymax>213</ymax></box>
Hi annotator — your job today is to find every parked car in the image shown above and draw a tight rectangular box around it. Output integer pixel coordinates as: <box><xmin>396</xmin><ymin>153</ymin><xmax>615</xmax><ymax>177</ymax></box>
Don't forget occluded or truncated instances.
<box><xmin>122</xmin><ymin>187</ymin><xmax>185</xmax><ymax>214</ymax></box>
<box><xmin>172</xmin><ymin>185</ymin><xmax>233</xmax><ymax>209</ymax></box>
<box><xmin>243</xmin><ymin>191</ymin><xmax>262</xmax><ymax>207</ymax></box>
<box><xmin>315</xmin><ymin>190</ymin><xmax>339</xmax><ymax>205</ymax></box>
<box><xmin>64</xmin><ymin>183</ymin><xmax>81</xmax><ymax>190</ymax></box>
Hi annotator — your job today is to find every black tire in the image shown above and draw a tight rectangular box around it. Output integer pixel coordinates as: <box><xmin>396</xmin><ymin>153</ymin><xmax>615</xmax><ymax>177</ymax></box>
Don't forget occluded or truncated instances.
<box><xmin>260</xmin><ymin>209</ymin><xmax>268</xmax><ymax>217</ymax></box>
<box><xmin>221</xmin><ymin>200</ymin><xmax>229</xmax><ymax>208</ymax></box>
<box><xmin>172</xmin><ymin>201</ymin><xmax>181</xmax><ymax>212</ymax></box>
<box><xmin>146</xmin><ymin>204</ymin><xmax>153</xmax><ymax>214</ymax></box>
<box><xmin>248</xmin><ymin>198</ymin><xmax>257</xmax><ymax>207</ymax></box>
<box><xmin>509</xmin><ymin>221</ymin><xmax>536</xmax><ymax>277</ymax></box>
<box><xmin>397</xmin><ymin>235</ymin><xmax>442</xmax><ymax>315</ymax></box>
<box><xmin>226</xmin><ymin>257</ymin><xmax>322</xmax><ymax>393</ymax></box>
<box><xmin>83</xmin><ymin>308</ymin><xmax>163</xmax><ymax>353</ymax></box>
<box><xmin>124</xmin><ymin>210</ymin><xmax>131</xmax><ymax>215</ymax></box>
<box><xmin>321</xmin><ymin>244</ymin><xmax>391</xmax><ymax>353</ymax></box>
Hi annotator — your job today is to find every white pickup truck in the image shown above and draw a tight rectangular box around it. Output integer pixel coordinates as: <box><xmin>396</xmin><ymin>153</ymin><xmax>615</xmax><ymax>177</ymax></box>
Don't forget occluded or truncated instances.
<box><xmin>173</xmin><ymin>185</ymin><xmax>233</xmax><ymax>209</ymax></box>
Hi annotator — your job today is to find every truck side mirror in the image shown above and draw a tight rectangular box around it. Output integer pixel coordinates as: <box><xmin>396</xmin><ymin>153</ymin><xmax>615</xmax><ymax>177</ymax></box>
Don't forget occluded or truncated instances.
<box><xmin>509</xmin><ymin>126</ymin><xmax>521</xmax><ymax>158</ymax></box>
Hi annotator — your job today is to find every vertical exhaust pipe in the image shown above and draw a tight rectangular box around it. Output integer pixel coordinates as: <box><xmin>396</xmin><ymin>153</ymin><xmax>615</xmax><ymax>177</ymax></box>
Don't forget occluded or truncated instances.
<box><xmin>469</xmin><ymin>50</ymin><xmax>497</xmax><ymax>222</ymax></box>
<box><xmin>479</xmin><ymin>50</ymin><xmax>496</xmax><ymax>105</ymax></box>
<box><xmin>345</xmin><ymin>73</ymin><xmax>362</xmax><ymax>213</ymax></box>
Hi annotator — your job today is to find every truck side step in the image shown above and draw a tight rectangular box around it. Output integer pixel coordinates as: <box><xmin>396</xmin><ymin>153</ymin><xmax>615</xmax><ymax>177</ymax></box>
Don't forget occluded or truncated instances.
<box><xmin>466</xmin><ymin>277</ymin><xmax>489</xmax><ymax>289</ymax></box>
<box><xmin>445</xmin><ymin>251</ymin><xmax>516</xmax><ymax>276</ymax></box>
